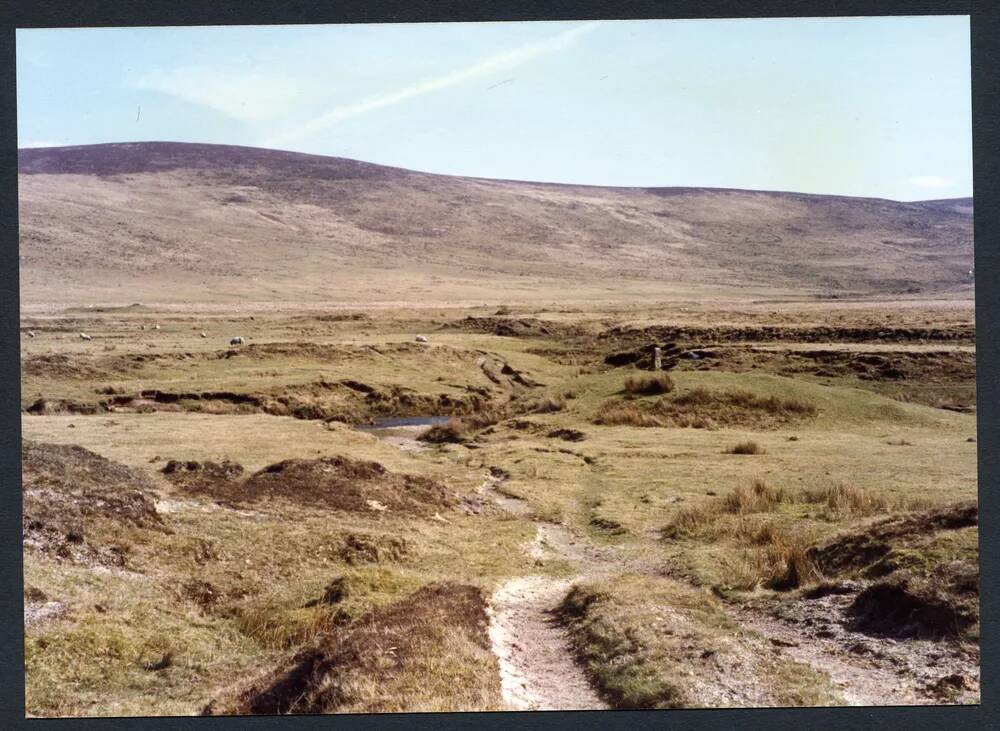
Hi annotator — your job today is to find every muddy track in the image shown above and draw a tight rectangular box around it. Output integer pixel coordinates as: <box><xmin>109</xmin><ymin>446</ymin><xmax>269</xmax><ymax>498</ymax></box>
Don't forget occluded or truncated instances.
<box><xmin>478</xmin><ymin>473</ymin><xmax>609</xmax><ymax>711</ymax></box>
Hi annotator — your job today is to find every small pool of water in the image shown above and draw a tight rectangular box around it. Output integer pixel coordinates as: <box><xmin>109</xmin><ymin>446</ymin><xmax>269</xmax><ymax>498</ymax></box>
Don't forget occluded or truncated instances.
<box><xmin>357</xmin><ymin>415</ymin><xmax>451</xmax><ymax>430</ymax></box>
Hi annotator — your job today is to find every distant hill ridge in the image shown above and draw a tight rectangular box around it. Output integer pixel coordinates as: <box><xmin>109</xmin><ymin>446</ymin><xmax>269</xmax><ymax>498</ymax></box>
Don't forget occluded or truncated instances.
<box><xmin>18</xmin><ymin>142</ymin><xmax>974</xmax><ymax>305</ymax></box>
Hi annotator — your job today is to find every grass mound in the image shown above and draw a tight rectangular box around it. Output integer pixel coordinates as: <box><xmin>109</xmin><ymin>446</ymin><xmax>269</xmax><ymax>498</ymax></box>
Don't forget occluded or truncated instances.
<box><xmin>161</xmin><ymin>459</ymin><xmax>245</xmax><ymax>495</ymax></box>
<box><xmin>593</xmin><ymin>387</ymin><xmax>817</xmax><ymax>429</ymax></box>
<box><xmin>244</xmin><ymin>457</ymin><xmax>454</xmax><ymax>516</ymax></box>
<box><xmin>162</xmin><ymin>454</ymin><xmax>454</xmax><ymax>516</ymax></box>
<box><xmin>727</xmin><ymin>441</ymin><xmax>764</xmax><ymax>455</ymax></box>
<box><xmin>807</xmin><ymin>501</ymin><xmax>977</xmax><ymax>576</ymax></box>
<box><xmin>22</xmin><ymin>440</ymin><xmax>165</xmax><ymax>566</ymax></box>
<box><xmin>204</xmin><ymin>582</ymin><xmax>499</xmax><ymax>715</ymax></box>
<box><xmin>848</xmin><ymin>563</ymin><xmax>979</xmax><ymax>639</ymax></box>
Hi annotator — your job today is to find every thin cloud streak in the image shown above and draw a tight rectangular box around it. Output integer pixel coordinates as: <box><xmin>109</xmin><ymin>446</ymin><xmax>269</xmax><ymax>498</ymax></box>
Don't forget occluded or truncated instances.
<box><xmin>265</xmin><ymin>22</ymin><xmax>600</xmax><ymax>147</ymax></box>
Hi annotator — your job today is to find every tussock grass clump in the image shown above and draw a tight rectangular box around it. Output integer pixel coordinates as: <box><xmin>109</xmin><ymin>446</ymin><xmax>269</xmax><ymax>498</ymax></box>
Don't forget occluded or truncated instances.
<box><xmin>623</xmin><ymin>373</ymin><xmax>675</xmax><ymax>396</ymax></box>
<box><xmin>722</xmin><ymin>478</ymin><xmax>788</xmax><ymax>514</ymax></box>
<box><xmin>592</xmin><ymin>402</ymin><xmax>665</xmax><ymax>427</ymax></box>
<box><xmin>661</xmin><ymin>503</ymin><xmax>720</xmax><ymax>539</ymax></box>
<box><xmin>727</xmin><ymin>441</ymin><xmax>764</xmax><ymax>455</ymax></box>
<box><xmin>673</xmin><ymin>387</ymin><xmax>817</xmax><ymax>418</ymax></box>
<box><xmin>662</xmin><ymin>479</ymin><xmax>787</xmax><ymax>538</ymax></box>
<box><xmin>233</xmin><ymin>597</ymin><xmax>344</xmax><ymax>650</ymax></box>
<box><xmin>461</xmin><ymin>402</ymin><xmax>511</xmax><ymax>429</ymax></box>
<box><xmin>732</xmin><ymin>525</ymin><xmax>820</xmax><ymax>590</ymax></box>
<box><xmin>528</xmin><ymin>394</ymin><xmax>567</xmax><ymax>414</ymax></box>
<box><xmin>801</xmin><ymin>483</ymin><xmax>892</xmax><ymax>518</ymax></box>
<box><xmin>418</xmin><ymin>419</ymin><xmax>467</xmax><ymax>443</ymax></box>
<box><xmin>592</xmin><ymin>387</ymin><xmax>817</xmax><ymax>429</ymax></box>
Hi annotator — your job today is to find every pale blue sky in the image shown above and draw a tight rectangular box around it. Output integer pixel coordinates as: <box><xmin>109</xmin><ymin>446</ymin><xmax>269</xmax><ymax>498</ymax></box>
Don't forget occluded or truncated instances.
<box><xmin>17</xmin><ymin>16</ymin><xmax>971</xmax><ymax>201</ymax></box>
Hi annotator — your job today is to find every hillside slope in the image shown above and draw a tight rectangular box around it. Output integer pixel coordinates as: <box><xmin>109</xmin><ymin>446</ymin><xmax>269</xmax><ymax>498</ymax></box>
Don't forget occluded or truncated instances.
<box><xmin>18</xmin><ymin>142</ymin><xmax>974</xmax><ymax>306</ymax></box>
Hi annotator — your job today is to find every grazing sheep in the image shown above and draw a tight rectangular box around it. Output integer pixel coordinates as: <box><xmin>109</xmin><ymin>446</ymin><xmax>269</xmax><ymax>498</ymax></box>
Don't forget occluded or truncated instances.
<box><xmin>229</xmin><ymin>336</ymin><xmax>245</xmax><ymax>346</ymax></box>
<box><xmin>415</xmin><ymin>334</ymin><xmax>429</xmax><ymax>343</ymax></box>
<box><xmin>200</xmin><ymin>332</ymin><xmax>208</xmax><ymax>338</ymax></box>
<box><xmin>153</xmin><ymin>324</ymin><xmax>161</xmax><ymax>330</ymax></box>
<box><xmin>79</xmin><ymin>333</ymin><xmax>92</xmax><ymax>341</ymax></box>
<box><xmin>26</xmin><ymin>331</ymin><xmax>35</xmax><ymax>338</ymax></box>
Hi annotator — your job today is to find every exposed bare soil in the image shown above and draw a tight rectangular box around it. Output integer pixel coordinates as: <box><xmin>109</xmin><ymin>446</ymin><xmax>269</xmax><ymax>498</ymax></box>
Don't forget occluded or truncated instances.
<box><xmin>162</xmin><ymin>455</ymin><xmax>455</xmax><ymax>516</ymax></box>
<box><xmin>22</xmin><ymin>440</ymin><xmax>165</xmax><ymax>567</ymax></box>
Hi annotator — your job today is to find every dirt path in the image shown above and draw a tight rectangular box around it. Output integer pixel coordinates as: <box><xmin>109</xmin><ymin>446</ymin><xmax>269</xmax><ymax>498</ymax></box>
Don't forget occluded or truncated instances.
<box><xmin>478</xmin><ymin>473</ymin><xmax>609</xmax><ymax>711</ymax></box>
<box><xmin>380</xmin><ymin>440</ymin><xmax>978</xmax><ymax>709</ymax></box>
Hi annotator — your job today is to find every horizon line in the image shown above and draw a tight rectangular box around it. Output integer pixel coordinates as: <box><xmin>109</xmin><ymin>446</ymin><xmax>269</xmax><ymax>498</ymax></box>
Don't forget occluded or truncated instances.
<box><xmin>16</xmin><ymin>140</ymin><xmax>974</xmax><ymax>205</ymax></box>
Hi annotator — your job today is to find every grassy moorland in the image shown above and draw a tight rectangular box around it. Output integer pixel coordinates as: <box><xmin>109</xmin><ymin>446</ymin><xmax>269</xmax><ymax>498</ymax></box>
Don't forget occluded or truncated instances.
<box><xmin>20</xmin><ymin>301</ymin><xmax>979</xmax><ymax>715</ymax></box>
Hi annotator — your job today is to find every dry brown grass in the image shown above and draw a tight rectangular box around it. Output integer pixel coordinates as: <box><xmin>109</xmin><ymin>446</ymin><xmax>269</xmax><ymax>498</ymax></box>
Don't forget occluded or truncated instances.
<box><xmin>661</xmin><ymin>503</ymin><xmax>720</xmax><ymax>539</ymax></box>
<box><xmin>732</xmin><ymin>524</ymin><xmax>820</xmax><ymax>590</ymax></box>
<box><xmin>662</xmin><ymin>477</ymin><xmax>946</xmax><ymax>592</ymax></box>
<box><xmin>592</xmin><ymin>402</ymin><xmax>667</xmax><ymax>427</ymax></box>
<box><xmin>232</xmin><ymin>598</ymin><xmax>344</xmax><ymax>651</ymax></box>
<box><xmin>525</xmin><ymin>394</ymin><xmax>567</xmax><ymax>414</ymax></box>
<box><xmin>418</xmin><ymin>419</ymin><xmax>468</xmax><ymax>443</ymax></box>
<box><xmin>592</xmin><ymin>387</ymin><xmax>816</xmax><ymax>430</ymax></box>
<box><xmin>799</xmin><ymin>482</ymin><xmax>932</xmax><ymax>519</ymax></box>
<box><xmin>721</xmin><ymin>478</ymin><xmax>789</xmax><ymax>514</ymax></box>
<box><xmin>673</xmin><ymin>387</ymin><xmax>816</xmax><ymax>418</ymax></box>
<box><xmin>623</xmin><ymin>373</ymin><xmax>675</xmax><ymax>396</ymax></box>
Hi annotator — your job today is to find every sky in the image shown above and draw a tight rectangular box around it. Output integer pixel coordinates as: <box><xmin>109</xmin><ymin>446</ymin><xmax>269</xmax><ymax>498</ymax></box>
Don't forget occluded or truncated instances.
<box><xmin>16</xmin><ymin>16</ymin><xmax>972</xmax><ymax>201</ymax></box>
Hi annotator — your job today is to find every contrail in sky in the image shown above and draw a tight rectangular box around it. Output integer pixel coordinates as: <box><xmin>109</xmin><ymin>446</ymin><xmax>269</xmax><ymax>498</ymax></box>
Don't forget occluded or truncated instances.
<box><xmin>266</xmin><ymin>22</ymin><xmax>600</xmax><ymax>146</ymax></box>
